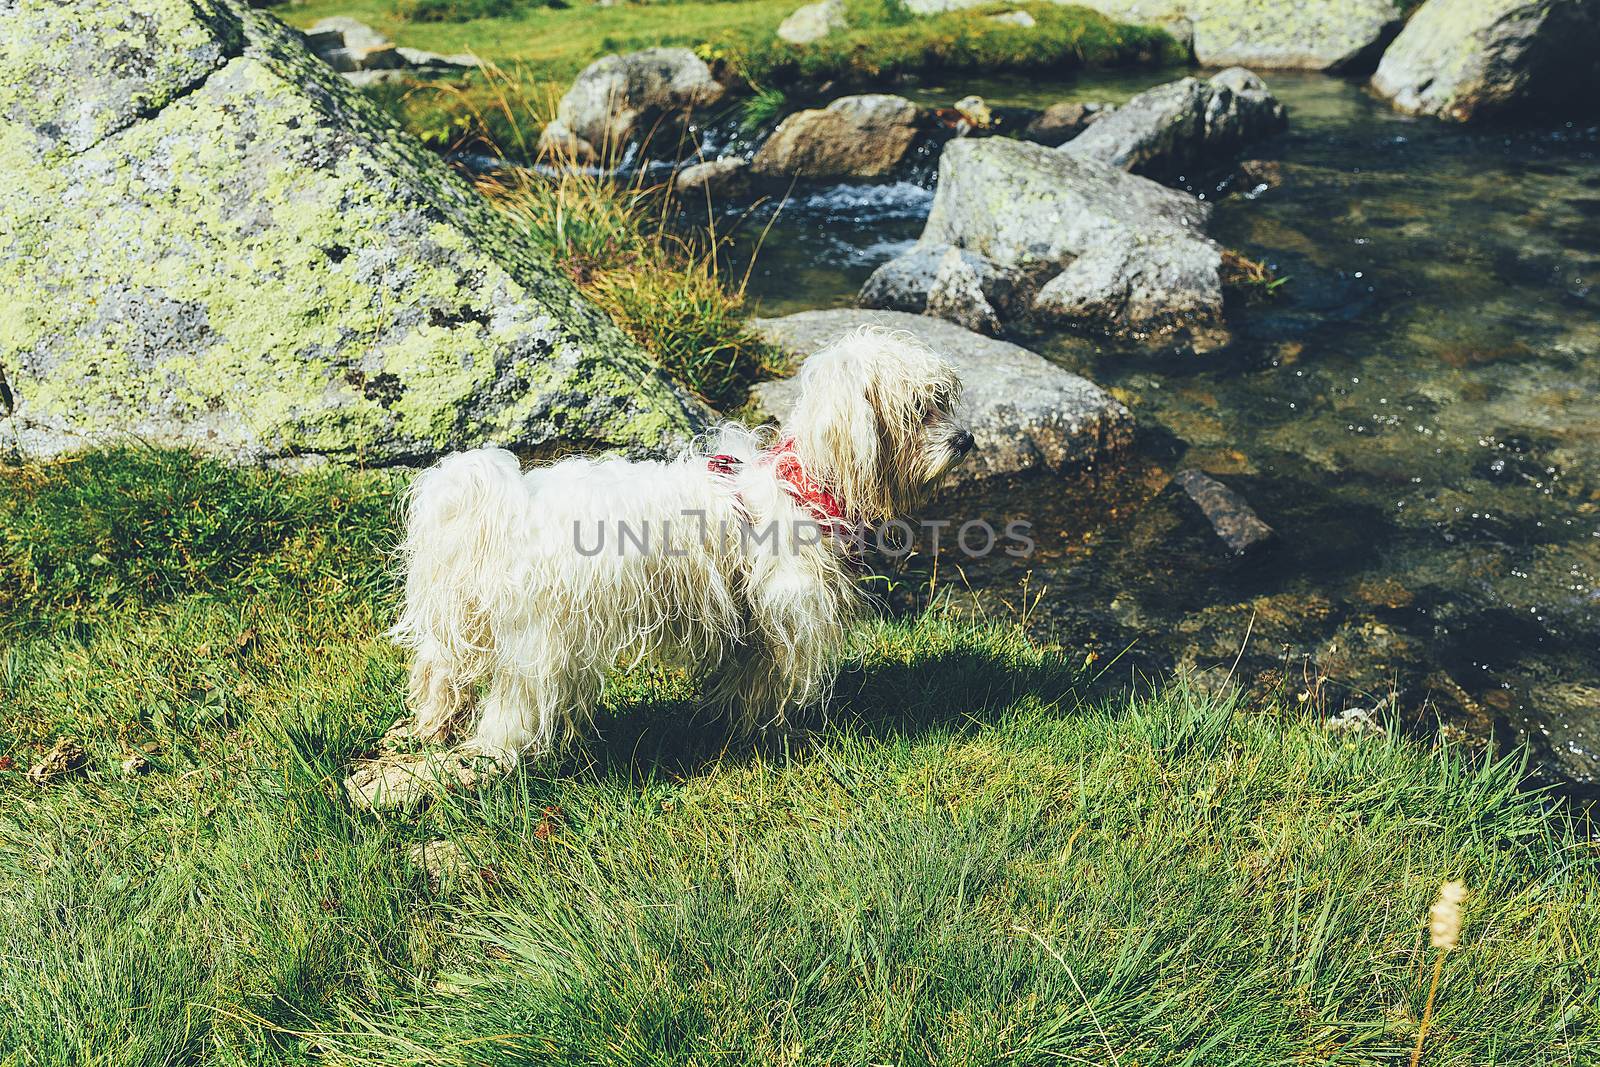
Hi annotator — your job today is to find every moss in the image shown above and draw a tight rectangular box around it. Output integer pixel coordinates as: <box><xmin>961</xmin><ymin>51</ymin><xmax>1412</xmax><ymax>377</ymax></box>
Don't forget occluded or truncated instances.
<box><xmin>0</xmin><ymin>0</ymin><xmax>707</xmax><ymax>463</ymax></box>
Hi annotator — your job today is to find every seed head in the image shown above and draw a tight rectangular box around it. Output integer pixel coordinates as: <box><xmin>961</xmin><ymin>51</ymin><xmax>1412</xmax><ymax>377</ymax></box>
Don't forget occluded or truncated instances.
<box><xmin>1429</xmin><ymin>880</ymin><xmax>1467</xmax><ymax>951</ymax></box>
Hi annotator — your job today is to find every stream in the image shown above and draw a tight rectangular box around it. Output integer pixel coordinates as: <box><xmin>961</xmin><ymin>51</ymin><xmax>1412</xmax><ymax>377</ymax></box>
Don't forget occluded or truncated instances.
<box><xmin>724</xmin><ymin>70</ymin><xmax>1600</xmax><ymax>794</ymax></box>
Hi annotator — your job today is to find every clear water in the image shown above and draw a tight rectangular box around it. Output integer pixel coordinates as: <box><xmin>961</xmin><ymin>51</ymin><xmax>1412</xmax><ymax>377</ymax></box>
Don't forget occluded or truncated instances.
<box><xmin>734</xmin><ymin>71</ymin><xmax>1600</xmax><ymax>793</ymax></box>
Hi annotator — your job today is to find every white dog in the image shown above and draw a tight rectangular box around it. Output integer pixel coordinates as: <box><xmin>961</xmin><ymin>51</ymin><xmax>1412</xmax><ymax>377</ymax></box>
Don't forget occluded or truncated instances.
<box><xmin>389</xmin><ymin>327</ymin><xmax>974</xmax><ymax>765</ymax></box>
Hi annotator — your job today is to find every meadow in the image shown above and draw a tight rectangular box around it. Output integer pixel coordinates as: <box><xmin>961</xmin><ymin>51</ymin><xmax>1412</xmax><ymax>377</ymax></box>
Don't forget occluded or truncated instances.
<box><xmin>1</xmin><ymin>447</ymin><xmax>1596</xmax><ymax>1065</ymax></box>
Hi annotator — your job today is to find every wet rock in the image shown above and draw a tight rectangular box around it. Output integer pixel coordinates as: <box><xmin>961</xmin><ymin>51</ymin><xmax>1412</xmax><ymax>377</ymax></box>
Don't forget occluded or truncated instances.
<box><xmin>0</xmin><ymin>0</ymin><xmax>710</xmax><ymax>462</ymax></box>
<box><xmin>858</xmin><ymin>243</ymin><xmax>1015</xmax><ymax>314</ymax></box>
<box><xmin>752</xmin><ymin>94</ymin><xmax>922</xmax><ymax>179</ymax></box>
<box><xmin>1021</xmin><ymin>101</ymin><xmax>1114</xmax><ymax>147</ymax></box>
<box><xmin>1031</xmin><ymin>233</ymin><xmax>1229</xmax><ymax>350</ymax></box>
<box><xmin>1174</xmin><ymin>469</ymin><xmax>1275</xmax><ymax>553</ymax></box>
<box><xmin>907</xmin><ymin>138</ymin><xmax>1224</xmax><ymax>340</ymax></box>
<box><xmin>1525</xmin><ymin>682</ymin><xmax>1600</xmax><ymax>794</ymax></box>
<box><xmin>1061</xmin><ymin>68</ymin><xmax>1286</xmax><ymax>180</ymax></box>
<box><xmin>27</xmin><ymin>738</ymin><xmax>85</xmax><ymax>785</ymax></box>
<box><xmin>674</xmin><ymin>156</ymin><xmax>751</xmax><ymax>199</ymax></box>
<box><xmin>538</xmin><ymin>47</ymin><xmax>725</xmax><ymax>156</ymax></box>
<box><xmin>751</xmin><ymin>309</ymin><xmax>1134</xmax><ymax>485</ymax></box>
<box><xmin>925</xmin><ymin>247</ymin><xmax>1002</xmax><ymax>336</ymax></box>
<box><xmin>777</xmin><ymin>0</ymin><xmax>847</xmax><ymax>44</ymax></box>
<box><xmin>1076</xmin><ymin>0</ymin><xmax>1402</xmax><ymax>70</ymax></box>
<box><xmin>1372</xmin><ymin>0</ymin><xmax>1600</xmax><ymax>122</ymax></box>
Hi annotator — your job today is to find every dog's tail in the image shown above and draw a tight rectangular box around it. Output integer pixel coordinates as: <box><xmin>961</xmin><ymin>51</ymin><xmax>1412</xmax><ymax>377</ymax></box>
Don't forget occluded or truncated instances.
<box><xmin>389</xmin><ymin>448</ymin><xmax>526</xmax><ymax>734</ymax></box>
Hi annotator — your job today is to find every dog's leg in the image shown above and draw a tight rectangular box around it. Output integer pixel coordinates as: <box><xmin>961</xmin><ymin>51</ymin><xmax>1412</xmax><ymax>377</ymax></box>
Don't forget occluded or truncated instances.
<box><xmin>408</xmin><ymin>635</ymin><xmax>475</xmax><ymax>742</ymax></box>
<box><xmin>704</xmin><ymin>641</ymin><xmax>792</xmax><ymax>738</ymax></box>
<box><xmin>468</xmin><ymin>631</ymin><xmax>597</xmax><ymax>765</ymax></box>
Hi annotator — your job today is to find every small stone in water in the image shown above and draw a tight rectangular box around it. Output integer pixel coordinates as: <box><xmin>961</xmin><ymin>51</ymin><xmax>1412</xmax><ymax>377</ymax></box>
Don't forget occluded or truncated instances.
<box><xmin>1175</xmin><ymin>469</ymin><xmax>1276</xmax><ymax>555</ymax></box>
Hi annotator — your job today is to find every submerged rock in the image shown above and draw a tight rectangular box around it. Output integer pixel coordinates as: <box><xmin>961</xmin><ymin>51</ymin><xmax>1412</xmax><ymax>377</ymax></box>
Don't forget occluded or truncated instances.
<box><xmin>752</xmin><ymin>94</ymin><xmax>923</xmax><ymax>179</ymax></box>
<box><xmin>751</xmin><ymin>309</ymin><xmax>1134</xmax><ymax>484</ymax></box>
<box><xmin>1021</xmin><ymin>101</ymin><xmax>1114</xmax><ymax>147</ymax></box>
<box><xmin>1174</xmin><ymin>469</ymin><xmax>1276</xmax><ymax>553</ymax></box>
<box><xmin>870</xmin><ymin>138</ymin><xmax>1225</xmax><ymax>342</ymax></box>
<box><xmin>1061</xmin><ymin>68</ymin><xmax>1286</xmax><ymax>180</ymax></box>
<box><xmin>777</xmin><ymin>0</ymin><xmax>847</xmax><ymax>44</ymax></box>
<box><xmin>1371</xmin><ymin>0</ymin><xmax>1600</xmax><ymax>122</ymax></box>
<box><xmin>538</xmin><ymin>47</ymin><xmax>725</xmax><ymax>157</ymax></box>
<box><xmin>0</xmin><ymin>0</ymin><xmax>709</xmax><ymax>462</ymax></box>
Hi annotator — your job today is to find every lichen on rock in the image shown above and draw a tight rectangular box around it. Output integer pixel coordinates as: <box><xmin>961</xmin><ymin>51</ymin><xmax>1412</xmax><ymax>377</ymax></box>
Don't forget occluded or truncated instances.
<box><xmin>0</xmin><ymin>0</ymin><xmax>708</xmax><ymax>463</ymax></box>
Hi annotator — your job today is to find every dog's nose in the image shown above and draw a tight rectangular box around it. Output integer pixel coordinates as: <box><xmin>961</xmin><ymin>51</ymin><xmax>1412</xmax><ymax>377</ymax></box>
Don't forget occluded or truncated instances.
<box><xmin>954</xmin><ymin>429</ymin><xmax>976</xmax><ymax>454</ymax></box>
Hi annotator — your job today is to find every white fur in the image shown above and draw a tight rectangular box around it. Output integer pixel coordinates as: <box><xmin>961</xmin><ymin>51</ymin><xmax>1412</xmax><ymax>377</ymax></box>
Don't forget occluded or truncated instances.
<box><xmin>389</xmin><ymin>327</ymin><xmax>971</xmax><ymax>763</ymax></box>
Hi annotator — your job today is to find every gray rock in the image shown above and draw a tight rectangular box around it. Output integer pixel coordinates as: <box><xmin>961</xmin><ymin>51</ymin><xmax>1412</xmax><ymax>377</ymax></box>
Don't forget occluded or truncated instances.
<box><xmin>308</xmin><ymin>15</ymin><xmax>390</xmax><ymax>52</ymax></box>
<box><xmin>752</xmin><ymin>94</ymin><xmax>922</xmax><ymax>179</ymax></box>
<box><xmin>1371</xmin><ymin>0</ymin><xmax>1600</xmax><ymax>122</ymax></box>
<box><xmin>858</xmin><ymin>243</ymin><xmax>1013</xmax><ymax>315</ymax></box>
<box><xmin>395</xmin><ymin>46</ymin><xmax>481</xmax><ymax>71</ymax></box>
<box><xmin>751</xmin><ymin>310</ymin><xmax>1134</xmax><ymax>484</ymax></box>
<box><xmin>777</xmin><ymin>0</ymin><xmax>847</xmax><ymax>44</ymax></box>
<box><xmin>538</xmin><ymin>118</ymin><xmax>598</xmax><ymax>163</ymax></box>
<box><xmin>1075</xmin><ymin>0</ymin><xmax>1401</xmax><ymax>70</ymax></box>
<box><xmin>1032</xmin><ymin>233</ymin><xmax>1227</xmax><ymax>348</ymax></box>
<box><xmin>539</xmin><ymin>47</ymin><xmax>725</xmax><ymax>156</ymax></box>
<box><xmin>1021</xmin><ymin>101</ymin><xmax>1113</xmax><ymax>147</ymax></box>
<box><xmin>303</xmin><ymin>19</ymin><xmax>478</xmax><ymax>78</ymax></box>
<box><xmin>1060</xmin><ymin>68</ymin><xmax>1286</xmax><ymax>180</ymax></box>
<box><xmin>924</xmin><ymin>247</ymin><xmax>1002</xmax><ymax>336</ymax></box>
<box><xmin>907</xmin><ymin>138</ymin><xmax>1224</xmax><ymax>339</ymax></box>
<box><xmin>988</xmin><ymin>9</ymin><xmax>1036</xmax><ymax>26</ymax></box>
<box><xmin>0</xmin><ymin>0</ymin><xmax>709</xmax><ymax>462</ymax></box>
<box><xmin>1174</xmin><ymin>469</ymin><xmax>1276</xmax><ymax>553</ymax></box>
<box><xmin>674</xmin><ymin>156</ymin><xmax>752</xmax><ymax>199</ymax></box>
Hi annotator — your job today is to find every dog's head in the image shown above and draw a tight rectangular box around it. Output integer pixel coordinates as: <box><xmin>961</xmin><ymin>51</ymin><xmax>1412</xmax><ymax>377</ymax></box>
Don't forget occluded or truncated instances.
<box><xmin>786</xmin><ymin>326</ymin><xmax>974</xmax><ymax>523</ymax></box>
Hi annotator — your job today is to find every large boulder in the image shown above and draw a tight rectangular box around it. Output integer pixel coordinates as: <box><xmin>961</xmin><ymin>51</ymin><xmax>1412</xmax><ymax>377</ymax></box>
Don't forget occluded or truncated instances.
<box><xmin>751</xmin><ymin>94</ymin><xmax>922</xmax><ymax>179</ymax></box>
<box><xmin>1371</xmin><ymin>0</ymin><xmax>1600</xmax><ymax>122</ymax></box>
<box><xmin>1077</xmin><ymin>0</ymin><xmax>1403</xmax><ymax>70</ymax></box>
<box><xmin>0</xmin><ymin>0</ymin><xmax>708</xmax><ymax>461</ymax></box>
<box><xmin>864</xmin><ymin>138</ymin><xmax>1226</xmax><ymax>342</ymax></box>
<box><xmin>750</xmin><ymin>310</ymin><xmax>1134</xmax><ymax>485</ymax></box>
<box><xmin>538</xmin><ymin>47</ymin><xmax>725</xmax><ymax>158</ymax></box>
<box><xmin>777</xmin><ymin>0</ymin><xmax>847</xmax><ymax>44</ymax></box>
<box><xmin>1061</xmin><ymin>68</ymin><xmax>1286</xmax><ymax>180</ymax></box>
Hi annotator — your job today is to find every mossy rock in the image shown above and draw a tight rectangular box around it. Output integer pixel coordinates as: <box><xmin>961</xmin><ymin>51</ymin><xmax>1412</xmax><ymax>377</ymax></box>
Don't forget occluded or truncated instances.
<box><xmin>0</xmin><ymin>0</ymin><xmax>709</xmax><ymax>462</ymax></box>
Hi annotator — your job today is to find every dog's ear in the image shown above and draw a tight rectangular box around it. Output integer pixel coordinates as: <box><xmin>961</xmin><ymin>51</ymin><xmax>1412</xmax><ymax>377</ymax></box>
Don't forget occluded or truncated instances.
<box><xmin>787</xmin><ymin>343</ymin><xmax>892</xmax><ymax>521</ymax></box>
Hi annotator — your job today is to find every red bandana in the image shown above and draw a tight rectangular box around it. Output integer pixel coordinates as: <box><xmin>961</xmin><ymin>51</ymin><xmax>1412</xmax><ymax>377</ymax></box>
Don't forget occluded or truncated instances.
<box><xmin>706</xmin><ymin>437</ymin><xmax>849</xmax><ymax>530</ymax></box>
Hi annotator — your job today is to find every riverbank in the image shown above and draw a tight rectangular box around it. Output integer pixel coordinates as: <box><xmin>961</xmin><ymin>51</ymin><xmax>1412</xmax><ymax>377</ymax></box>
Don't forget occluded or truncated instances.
<box><xmin>2</xmin><ymin>448</ymin><xmax>1595</xmax><ymax>1063</ymax></box>
<box><xmin>280</xmin><ymin>0</ymin><xmax>1181</xmax><ymax>151</ymax></box>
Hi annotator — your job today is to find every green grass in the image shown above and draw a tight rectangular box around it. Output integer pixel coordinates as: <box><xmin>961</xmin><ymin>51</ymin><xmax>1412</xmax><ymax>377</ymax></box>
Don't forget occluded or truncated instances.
<box><xmin>280</xmin><ymin>0</ymin><xmax>1181</xmax><ymax>152</ymax></box>
<box><xmin>2</xmin><ymin>448</ymin><xmax>1597</xmax><ymax>1065</ymax></box>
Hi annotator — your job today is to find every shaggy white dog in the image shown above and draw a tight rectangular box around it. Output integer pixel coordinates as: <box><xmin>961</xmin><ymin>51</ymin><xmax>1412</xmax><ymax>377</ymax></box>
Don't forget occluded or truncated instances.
<box><xmin>390</xmin><ymin>327</ymin><xmax>973</xmax><ymax>764</ymax></box>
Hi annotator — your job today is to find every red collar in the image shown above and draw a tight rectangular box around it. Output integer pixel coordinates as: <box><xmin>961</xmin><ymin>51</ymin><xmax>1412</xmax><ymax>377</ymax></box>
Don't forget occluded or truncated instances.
<box><xmin>707</xmin><ymin>437</ymin><xmax>849</xmax><ymax>529</ymax></box>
